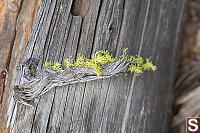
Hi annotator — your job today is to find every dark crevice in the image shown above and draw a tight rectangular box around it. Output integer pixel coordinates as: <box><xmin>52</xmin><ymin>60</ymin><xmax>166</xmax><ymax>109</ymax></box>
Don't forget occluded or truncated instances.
<box><xmin>70</xmin><ymin>0</ymin><xmax>89</xmax><ymax>17</ymax></box>
<box><xmin>0</xmin><ymin>70</ymin><xmax>7</xmax><ymax>104</ymax></box>
<box><xmin>30</xmin><ymin>100</ymin><xmax>40</xmax><ymax>133</ymax></box>
<box><xmin>74</xmin><ymin>19</ymin><xmax>84</xmax><ymax>59</ymax></box>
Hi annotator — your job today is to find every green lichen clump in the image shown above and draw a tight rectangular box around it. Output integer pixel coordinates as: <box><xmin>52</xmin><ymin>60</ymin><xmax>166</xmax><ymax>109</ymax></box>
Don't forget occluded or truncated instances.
<box><xmin>44</xmin><ymin>48</ymin><xmax>157</xmax><ymax>77</ymax></box>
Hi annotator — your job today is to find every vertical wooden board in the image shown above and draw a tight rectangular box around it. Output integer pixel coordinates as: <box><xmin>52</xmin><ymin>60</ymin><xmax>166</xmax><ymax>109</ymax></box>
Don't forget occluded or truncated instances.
<box><xmin>30</xmin><ymin>0</ymin><xmax>74</xmax><ymax>132</ymax></box>
<box><xmin>45</xmin><ymin>15</ymin><xmax>83</xmax><ymax>133</ymax></box>
<box><xmin>45</xmin><ymin>16</ymin><xmax>82</xmax><ymax>133</ymax></box>
<box><xmin>76</xmin><ymin>0</ymin><xmax>102</xmax><ymax>57</ymax></box>
<box><xmin>92</xmin><ymin>0</ymin><xmax>125</xmax><ymax>55</ymax></box>
<box><xmin>98</xmin><ymin>75</ymin><xmax>132</xmax><ymax>133</ymax></box>
<box><xmin>119</xmin><ymin>0</ymin><xmax>187</xmax><ymax>133</ymax></box>
<box><xmin>43</xmin><ymin>0</ymin><xmax>106</xmax><ymax>132</ymax></box>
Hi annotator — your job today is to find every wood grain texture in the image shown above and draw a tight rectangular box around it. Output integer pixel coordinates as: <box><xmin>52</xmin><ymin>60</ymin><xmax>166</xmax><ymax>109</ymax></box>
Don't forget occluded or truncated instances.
<box><xmin>0</xmin><ymin>0</ymin><xmax>22</xmax><ymax>104</ymax></box>
<box><xmin>7</xmin><ymin>0</ymin><xmax>187</xmax><ymax>132</ymax></box>
<box><xmin>0</xmin><ymin>0</ymin><xmax>41</xmax><ymax>132</ymax></box>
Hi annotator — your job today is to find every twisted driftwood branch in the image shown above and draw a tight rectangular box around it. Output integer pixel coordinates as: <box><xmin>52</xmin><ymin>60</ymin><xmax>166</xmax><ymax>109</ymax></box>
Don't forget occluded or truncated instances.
<box><xmin>13</xmin><ymin>58</ymin><xmax>130</xmax><ymax>106</ymax></box>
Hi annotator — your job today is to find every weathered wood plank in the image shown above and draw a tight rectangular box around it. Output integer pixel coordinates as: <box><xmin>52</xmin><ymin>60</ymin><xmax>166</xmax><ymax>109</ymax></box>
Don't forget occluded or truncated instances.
<box><xmin>6</xmin><ymin>0</ymin><xmax>187</xmax><ymax>132</ymax></box>
<box><xmin>0</xmin><ymin>0</ymin><xmax>41</xmax><ymax>132</ymax></box>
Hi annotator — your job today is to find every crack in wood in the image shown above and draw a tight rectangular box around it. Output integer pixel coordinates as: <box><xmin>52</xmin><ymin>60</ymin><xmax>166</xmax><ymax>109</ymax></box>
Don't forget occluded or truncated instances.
<box><xmin>71</xmin><ymin>0</ymin><xmax>89</xmax><ymax>17</ymax></box>
<box><xmin>0</xmin><ymin>69</ymin><xmax>7</xmax><ymax>104</ymax></box>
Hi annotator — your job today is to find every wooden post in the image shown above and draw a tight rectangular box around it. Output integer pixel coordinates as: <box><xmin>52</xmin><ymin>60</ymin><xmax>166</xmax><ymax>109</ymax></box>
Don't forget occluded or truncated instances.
<box><xmin>3</xmin><ymin>0</ymin><xmax>187</xmax><ymax>132</ymax></box>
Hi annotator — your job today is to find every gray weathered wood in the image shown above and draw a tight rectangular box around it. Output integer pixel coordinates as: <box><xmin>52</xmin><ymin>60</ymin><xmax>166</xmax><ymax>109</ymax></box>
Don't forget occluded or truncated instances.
<box><xmin>7</xmin><ymin>0</ymin><xmax>187</xmax><ymax>132</ymax></box>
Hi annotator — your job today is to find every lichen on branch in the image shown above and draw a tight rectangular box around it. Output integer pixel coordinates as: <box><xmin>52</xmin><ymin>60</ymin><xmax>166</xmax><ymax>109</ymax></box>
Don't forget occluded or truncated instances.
<box><xmin>45</xmin><ymin>48</ymin><xmax>157</xmax><ymax>77</ymax></box>
<box><xmin>14</xmin><ymin>48</ymin><xmax>157</xmax><ymax>106</ymax></box>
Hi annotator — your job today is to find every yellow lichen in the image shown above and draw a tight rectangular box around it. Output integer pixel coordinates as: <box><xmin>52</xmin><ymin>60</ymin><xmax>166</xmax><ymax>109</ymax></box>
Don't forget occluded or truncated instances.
<box><xmin>120</xmin><ymin>48</ymin><xmax>128</xmax><ymax>59</ymax></box>
<box><xmin>142</xmin><ymin>57</ymin><xmax>157</xmax><ymax>71</ymax></box>
<box><xmin>75</xmin><ymin>54</ymin><xmax>86</xmax><ymax>67</ymax></box>
<box><xmin>127</xmin><ymin>54</ymin><xmax>157</xmax><ymax>76</ymax></box>
<box><xmin>44</xmin><ymin>48</ymin><xmax>157</xmax><ymax>77</ymax></box>
<box><xmin>44</xmin><ymin>61</ymin><xmax>52</xmax><ymax>68</ymax></box>
<box><xmin>64</xmin><ymin>56</ymin><xmax>74</xmax><ymax>69</ymax></box>
<box><xmin>52</xmin><ymin>62</ymin><xmax>64</xmax><ymax>74</ymax></box>
<box><xmin>85</xmin><ymin>50</ymin><xmax>115</xmax><ymax>77</ymax></box>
